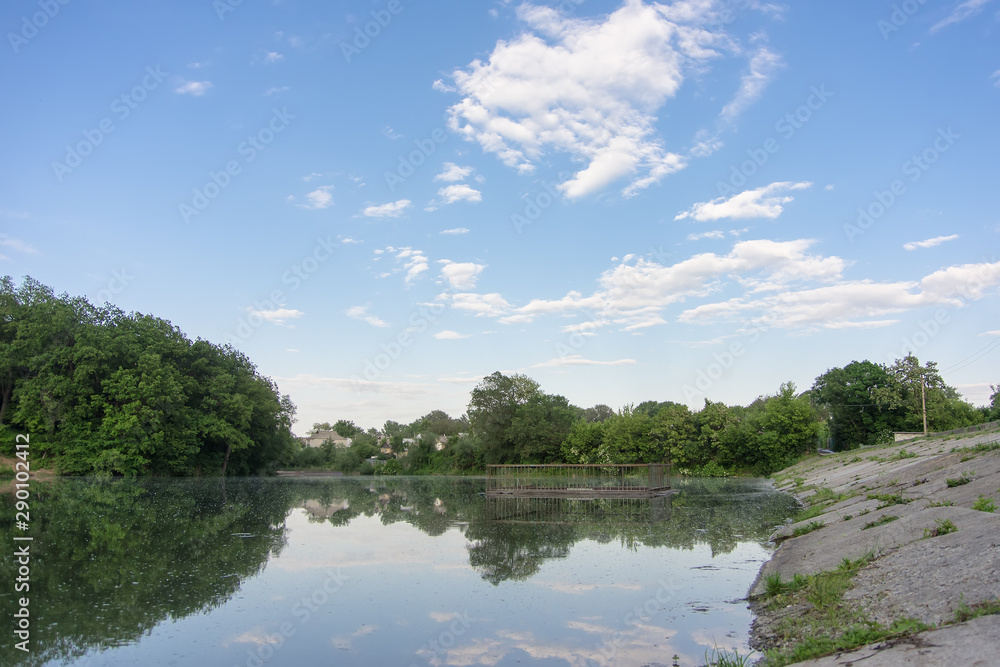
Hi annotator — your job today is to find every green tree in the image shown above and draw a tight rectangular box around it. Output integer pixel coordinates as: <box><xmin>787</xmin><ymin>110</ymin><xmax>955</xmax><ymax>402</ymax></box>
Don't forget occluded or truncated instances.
<box><xmin>507</xmin><ymin>393</ymin><xmax>576</xmax><ymax>463</ymax></box>
<box><xmin>812</xmin><ymin>360</ymin><xmax>896</xmax><ymax>449</ymax></box>
<box><xmin>467</xmin><ymin>371</ymin><xmax>541</xmax><ymax>464</ymax></box>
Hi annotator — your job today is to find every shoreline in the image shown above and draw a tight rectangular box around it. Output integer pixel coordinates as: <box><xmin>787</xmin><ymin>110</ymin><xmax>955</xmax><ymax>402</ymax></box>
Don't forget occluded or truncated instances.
<box><xmin>747</xmin><ymin>429</ymin><xmax>1000</xmax><ymax>665</ymax></box>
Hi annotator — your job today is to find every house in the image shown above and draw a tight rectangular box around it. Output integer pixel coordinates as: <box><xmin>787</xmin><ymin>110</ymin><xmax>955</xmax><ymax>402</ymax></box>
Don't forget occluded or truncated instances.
<box><xmin>434</xmin><ymin>435</ymin><xmax>448</xmax><ymax>451</ymax></box>
<box><xmin>379</xmin><ymin>443</ymin><xmax>394</xmax><ymax>456</ymax></box>
<box><xmin>299</xmin><ymin>430</ymin><xmax>353</xmax><ymax>449</ymax></box>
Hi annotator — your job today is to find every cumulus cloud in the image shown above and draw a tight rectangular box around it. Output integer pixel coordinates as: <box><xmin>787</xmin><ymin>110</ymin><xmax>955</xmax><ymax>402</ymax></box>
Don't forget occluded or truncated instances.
<box><xmin>174</xmin><ymin>81</ymin><xmax>213</xmax><ymax>96</ymax></box>
<box><xmin>363</xmin><ymin>200</ymin><xmax>411</xmax><ymax>218</ymax></box>
<box><xmin>380</xmin><ymin>246</ymin><xmax>429</xmax><ymax>284</ymax></box>
<box><xmin>675</xmin><ymin>181</ymin><xmax>812</xmax><ymax>221</ymax></box>
<box><xmin>300</xmin><ymin>185</ymin><xmax>334</xmax><ymax>210</ymax></box>
<box><xmin>346</xmin><ymin>305</ymin><xmax>389</xmax><ymax>328</ymax></box>
<box><xmin>903</xmin><ymin>234</ymin><xmax>959</xmax><ymax>251</ymax></box>
<box><xmin>437</xmin><ymin>184</ymin><xmax>482</xmax><ymax>205</ymax></box>
<box><xmin>440</xmin><ymin>0</ymin><xmax>759</xmax><ymax>199</ymax></box>
<box><xmin>439</xmin><ymin>260</ymin><xmax>486</xmax><ymax>290</ymax></box>
<box><xmin>435</xmin><ymin>163</ymin><xmax>475</xmax><ymax>182</ymax></box>
<box><xmin>265</xmin><ymin>51</ymin><xmax>283</xmax><ymax>63</ymax></box>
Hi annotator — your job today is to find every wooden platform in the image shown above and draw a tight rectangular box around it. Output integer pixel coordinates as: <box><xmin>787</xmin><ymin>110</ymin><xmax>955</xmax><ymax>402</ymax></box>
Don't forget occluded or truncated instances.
<box><xmin>486</xmin><ymin>463</ymin><xmax>670</xmax><ymax>498</ymax></box>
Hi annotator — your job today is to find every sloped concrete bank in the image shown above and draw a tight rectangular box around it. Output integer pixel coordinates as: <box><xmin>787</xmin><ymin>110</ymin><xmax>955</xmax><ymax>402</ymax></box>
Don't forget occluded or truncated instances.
<box><xmin>748</xmin><ymin>429</ymin><xmax>1000</xmax><ymax>665</ymax></box>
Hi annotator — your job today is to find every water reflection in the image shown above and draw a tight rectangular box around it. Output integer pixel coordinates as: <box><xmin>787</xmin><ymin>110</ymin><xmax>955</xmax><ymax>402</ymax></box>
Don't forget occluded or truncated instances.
<box><xmin>0</xmin><ymin>476</ymin><xmax>797</xmax><ymax>666</ymax></box>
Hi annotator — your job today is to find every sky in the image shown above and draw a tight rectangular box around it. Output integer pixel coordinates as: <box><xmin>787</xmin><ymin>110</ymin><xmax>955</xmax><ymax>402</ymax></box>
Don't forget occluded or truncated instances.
<box><xmin>2</xmin><ymin>0</ymin><xmax>999</xmax><ymax>435</ymax></box>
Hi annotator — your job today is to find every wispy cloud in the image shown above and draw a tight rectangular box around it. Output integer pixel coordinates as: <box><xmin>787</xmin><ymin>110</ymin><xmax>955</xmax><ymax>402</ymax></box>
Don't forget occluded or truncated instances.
<box><xmin>439</xmin><ymin>227</ymin><xmax>470</xmax><ymax>235</ymax></box>
<box><xmin>174</xmin><ymin>80</ymin><xmax>213</xmax><ymax>96</ymax></box>
<box><xmin>531</xmin><ymin>355</ymin><xmax>637</xmax><ymax>368</ymax></box>
<box><xmin>0</xmin><ymin>235</ymin><xmax>38</xmax><ymax>260</ymax></box>
<box><xmin>434</xmin><ymin>330</ymin><xmax>471</xmax><ymax>340</ymax></box>
<box><xmin>265</xmin><ymin>51</ymin><xmax>283</xmax><ymax>63</ymax></box>
<box><xmin>675</xmin><ymin>182</ymin><xmax>812</xmax><ymax>221</ymax></box>
<box><xmin>992</xmin><ymin>69</ymin><xmax>1000</xmax><ymax>88</ymax></box>
<box><xmin>903</xmin><ymin>234</ymin><xmax>959</xmax><ymax>251</ymax></box>
<box><xmin>248</xmin><ymin>307</ymin><xmax>303</xmax><ymax>325</ymax></box>
<box><xmin>362</xmin><ymin>200</ymin><xmax>411</xmax><ymax>218</ymax></box>
<box><xmin>346</xmin><ymin>305</ymin><xmax>389</xmax><ymax>328</ymax></box>
<box><xmin>719</xmin><ymin>46</ymin><xmax>784</xmax><ymax>126</ymax></box>
<box><xmin>264</xmin><ymin>86</ymin><xmax>289</xmax><ymax>96</ymax></box>
<box><xmin>929</xmin><ymin>0</ymin><xmax>994</xmax><ymax>33</ymax></box>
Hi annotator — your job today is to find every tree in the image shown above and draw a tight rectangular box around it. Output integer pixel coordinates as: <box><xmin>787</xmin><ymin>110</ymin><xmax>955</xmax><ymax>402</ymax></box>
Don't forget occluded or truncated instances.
<box><xmin>333</xmin><ymin>419</ymin><xmax>361</xmax><ymax>438</ymax></box>
<box><xmin>507</xmin><ymin>393</ymin><xmax>576</xmax><ymax>463</ymax></box>
<box><xmin>467</xmin><ymin>371</ymin><xmax>541</xmax><ymax>464</ymax></box>
<box><xmin>561</xmin><ymin>420</ymin><xmax>606</xmax><ymax>463</ymax></box>
<box><xmin>581</xmin><ymin>404</ymin><xmax>614</xmax><ymax>423</ymax></box>
<box><xmin>812</xmin><ymin>360</ymin><xmax>896</xmax><ymax>449</ymax></box>
<box><xmin>874</xmin><ymin>354</ymin><xmax>978</xmax><ymax>432</ymax></box>
<box><xmin>650</xmin><ymin>404</ymin><xmax>696</xmax><ymax>466</ymax></box>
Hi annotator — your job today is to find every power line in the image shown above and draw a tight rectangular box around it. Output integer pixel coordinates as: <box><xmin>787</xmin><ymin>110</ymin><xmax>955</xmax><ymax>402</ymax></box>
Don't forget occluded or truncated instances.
<box><xmin>939</xmin><ymin>337</ymin><xmax>1000</xmax><ymax>375</ymax></box>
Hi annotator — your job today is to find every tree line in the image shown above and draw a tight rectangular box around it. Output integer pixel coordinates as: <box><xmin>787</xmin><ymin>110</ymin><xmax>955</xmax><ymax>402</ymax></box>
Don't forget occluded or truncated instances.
<box><xmin>310</xmin><ymin>362</ymin><xmax>998</xmax><ymax>477</ymax></box>
<box><xmin>0</xmin><ymin>277</ymin><xmax>297</xmax><ymax>475</ymax></box>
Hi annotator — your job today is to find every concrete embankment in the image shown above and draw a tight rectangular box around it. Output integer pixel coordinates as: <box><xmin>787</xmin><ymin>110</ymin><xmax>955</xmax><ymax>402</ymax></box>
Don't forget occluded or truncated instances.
<box><xmin>749</xmin><ymin>429</ymin><xmax>1000</xmax><ymax>665</ymax></box>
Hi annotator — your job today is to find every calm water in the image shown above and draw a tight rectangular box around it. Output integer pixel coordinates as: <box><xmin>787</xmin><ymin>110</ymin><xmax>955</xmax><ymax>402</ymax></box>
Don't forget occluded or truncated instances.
<box><xmin>0</xmin><ymin>476</ymin><xmax>796</xmax><ymax>667</ymax></box>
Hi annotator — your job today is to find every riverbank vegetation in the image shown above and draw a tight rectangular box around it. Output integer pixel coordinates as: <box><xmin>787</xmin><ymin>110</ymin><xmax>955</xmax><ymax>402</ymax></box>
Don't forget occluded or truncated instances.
<box><xmin>3</xmin><ymin>277</ymin><xmax>997</xmax><ymax>477</ymax></box>
<box><xmin>0</xmin><ymin>277</ymin><xmax>297</xmax><ymax>475</ymax></box>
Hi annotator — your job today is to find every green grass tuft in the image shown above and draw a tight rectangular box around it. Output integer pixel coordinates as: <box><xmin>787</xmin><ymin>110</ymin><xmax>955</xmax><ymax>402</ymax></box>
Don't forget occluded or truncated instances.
<box><xmin>971</xmin><ymin>495</ymin><xmax>997</xmax><ymax>513</ymax></box>
<box><xmin>923</xmin><ymin>518</ymin><xmax>957</xmax><ymax>539</ymax></box>
<box><xmin>861</xmin><ymin>515</ymin><xmax>899</xmax><ymax>530</ymax></box>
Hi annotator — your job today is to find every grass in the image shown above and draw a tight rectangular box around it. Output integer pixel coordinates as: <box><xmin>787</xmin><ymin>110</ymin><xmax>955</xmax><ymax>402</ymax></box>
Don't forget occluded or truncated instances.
<box><xmin>842</xmin><ymin>514</ymin><xmax>852</xmax><ymax>521</ymax></box>
<box><xmin>923</xmin><ymin>518</ymin><xmax>958</xmax><ymax>539</ymax></box>
<box><xmin>756</xmin><ymin>550</ymin><xmax>932</xmax><ymax>667</ymax></box>
<box><xmin>892</xmin><ymin>449</ymin><xmax>918</xmax><ymax>460</ymax></box>
<box><xmin>866</xmin><ymin>492</ymin><xmax>912</xmax><ymax>509</ymax></box>
<box><xmin>704</xmin><ymin>646</ymin><xmax>755</xmax><ymax>667</ymax></box>
<box><xmin>971</xmin><ymin>495</ymin><xmax>997</xmax><ymax>513</ymax></box>
<box><xmin>927</xmin><ymin>500</ymin><xmax>954</xmax><ymax>507</ymax></box>
<box><xmin>791</xmin><ymin>520</ymin><xmax>825</xmax><ymax>537</ymax></box>
<box><xmin>792</xmin><ymin>504</ymin><xmax>826</xmax><ymax>523</ymax></box>
<box><xmin>954</xmin><ymin>596</ymin><xmax>1000</xmax><ymax>623</ymax></box>
<box><xmin>861</xmin><ymin>515</ymin><xmax>899</xmax><ymax>530</ymax></box>
<box><xmin>951</xmin><ymin>440</ymin><xmax>1000</xmax><ymax>455</ymax></box>
<box><xmin>946</xmin><ymin>474</ymin><xmax>973</xmax><ymax>487</ymax></box>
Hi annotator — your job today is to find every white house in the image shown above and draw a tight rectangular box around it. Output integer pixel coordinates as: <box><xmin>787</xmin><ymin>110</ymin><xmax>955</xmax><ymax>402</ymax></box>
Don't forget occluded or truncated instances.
<box><xmin>299</xmin><ymin>430</ymin><xmax>353</xmax><ymax>449</ymax></box>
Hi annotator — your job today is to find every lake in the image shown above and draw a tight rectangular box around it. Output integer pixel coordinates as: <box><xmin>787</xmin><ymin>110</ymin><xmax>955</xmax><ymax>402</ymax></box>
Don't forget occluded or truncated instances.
<box><xmin>0</xmin><ymin>476</ymin><xmax>797</xmax><ymax>666</ymax></box>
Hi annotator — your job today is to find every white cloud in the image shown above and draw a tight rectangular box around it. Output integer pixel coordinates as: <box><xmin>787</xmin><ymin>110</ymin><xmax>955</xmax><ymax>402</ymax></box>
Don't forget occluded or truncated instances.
<box><xmin>362</xmin><ymin>200</ymin><xmax>411</xmax><ymax>218</ymax></box>
<box><xmin>436</xmin><ymin>184</ymin><xmax>482</xmax><ymax>205</ymax></box>
<box><xmin>264</xmin><ymin>86</ymin><xmax>289</xmax><ymax>96</ymax></box>
<box><xmin>303</xmin><ymin>172</ymin><xmax>323</xmax><ymax>182</ymax></box>
<box><xmin>248</xmin><ymin>307</ymin><xmax>303</xmax><ymax>325</ymax></box>
<box><xmin>462</xmin><ymin>239</ymin><xmax>845</xmax><ymax>329</ymax></box>
<box><xmin>992</xmin><ymin>69</ymin><xmax>1000</xmax><ymax>87</ymax></box>
<box><xmin>903</xmin><ymin>234</ymin><xmax>959</xmax><ymax>251</ymax></box>
<box><xmin>929</xmin><ymin>0</ymin><xmax>994</xmax><ymax>33</ymax></box>
<box><xmin>439</xmin><ymin>227</ymin><xmax>470</xmax><ymax>235</ymax></box>
<box><xmin>265</xmin><ymin>51</ymin><xmax>283</xmax><ymax>63</ymax></box>
<box><xmin>346</xmin><ymin>305</ymin><xmax>389</xmax><ymax>328</ymax></box>
<box><xmin>174</xmin><ymin>80</ymin><xmax>213</xmax><ymax>96</ymax></box>
<box><xmin>434</xmin><ymin>330</ymin><xmax>471</xmax><ymax>340</ymax></box>
<box><xmin>447</xmin><ymin>292</ymin><xmax>512</xmax><ymax>317</ymax></box>
<box><xmin>300</xmin><ymin>186</ymin><xmax>334</xmax><ymax>210</ymax></box>
<box><xmin>441</xmin><ymin>1</ymin><xmax>751</xmax><ymax>199</ymax></box>
<box><xmin>340</xmin><ymin>237</ymin><xmax>362</xmax><ymax>244</ymax></box>
<box><xmin>532</xmin><ymin>355</ymin><xmax>637</xmax><ymax>368</ymax></box>
<box><xmin>383</xmin><ymin>246</ymin><xmax>429</xmax><ymax>284</ymax></box>
<box><xmin>435</xmin><ymin>163</ymin><xmax>475</xmax><ymax>182</ymax></box>
<box><xmin>679</xmin><ymin>260</ymin><xmax>1000</xmax><ymax>330</ymax></box>
<box><xmin>675</xmin><ymin>181</ymin><xmax>812</xmax><ymax>221</ymax></box>
<box><xmin>438</xmin><ymin>260</ymin><xmax>486</xmax><ymax>290</ymax></box>
<box><xmin>686</xmin><ymin>230</ymin><xmax>725</xmax><ymax>241</ymax></box>
<box><xmin>382</xmin><ymin>126</ymin><xmax>402</xmax><ymax>139</ymax></box>
<box><xmin>0</xmin><ymin>236</ymin><xmax>38</xmax><ymax>259</ymax></box>
<box><xmin>719</xmin><ymin>46</ymin><xmax>784</xmax><ymax>126</ymax></box>
<box><xmin>981</xmin><ymin>330</ymin><xmax>1000</xmax><ymax>336</ymax></box>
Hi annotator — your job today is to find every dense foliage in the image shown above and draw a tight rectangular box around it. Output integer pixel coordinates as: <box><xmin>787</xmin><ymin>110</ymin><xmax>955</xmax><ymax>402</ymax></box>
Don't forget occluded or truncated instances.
<box><xmin>0</xmin><ymin>277</ymin><xmax>297</xmax><ymax>475</ymax></box>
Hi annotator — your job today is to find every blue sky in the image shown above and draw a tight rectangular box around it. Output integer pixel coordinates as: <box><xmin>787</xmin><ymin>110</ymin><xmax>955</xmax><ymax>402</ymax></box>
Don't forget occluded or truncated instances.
<box><xmin>3</xmin><ymin>0</ymin><xmax>999</xmax><ymax>433</ymax></box>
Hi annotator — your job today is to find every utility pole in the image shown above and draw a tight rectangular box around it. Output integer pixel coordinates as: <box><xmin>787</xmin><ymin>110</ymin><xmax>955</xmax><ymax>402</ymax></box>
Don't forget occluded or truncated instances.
<box><xmin>921</xmin><ymin>374</ymin><xmax>928</xmax><ymax>436</ymax></box>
